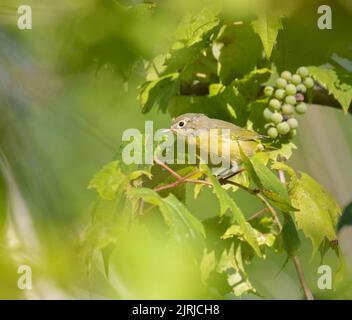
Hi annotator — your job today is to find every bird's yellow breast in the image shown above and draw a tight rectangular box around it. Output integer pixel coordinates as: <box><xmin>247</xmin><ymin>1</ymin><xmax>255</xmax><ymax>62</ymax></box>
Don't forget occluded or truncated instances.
<box><xmin>190</xmin><ymin>130</ymin><xmax>260</xmax><ymax>164</ymax></box>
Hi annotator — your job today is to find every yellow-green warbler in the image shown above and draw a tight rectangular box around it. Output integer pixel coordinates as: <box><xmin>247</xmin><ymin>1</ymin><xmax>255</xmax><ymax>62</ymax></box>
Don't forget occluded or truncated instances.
<box><xmin>170</xmin><ymin>113</ymin><xmax>265</xmax><ymax>175</ymax></box>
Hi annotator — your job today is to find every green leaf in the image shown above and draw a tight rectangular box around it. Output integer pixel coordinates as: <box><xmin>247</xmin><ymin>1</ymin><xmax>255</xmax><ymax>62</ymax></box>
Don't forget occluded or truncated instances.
<box><xmin>88</xmin><ymin>161</ymin><xmax>151</xmax><ymax>200</ymax></box>
<box><xmin>239</xmin><ymin>150</ymin><xmax>295</xmax><ymax>212</ymax></box>
<box><xmin>266</xmin><ymin>143</ymin><xmax>297</xmax><ymax>162</ymax></box>
<box><xmin>174</xmin><ymin>8</ymin><xmax>220</xmax><ymax>46</ymax></box>
<box><xmin>290</xmin><ymin>172</ymin><xmax>341</xmax><ymax>255</ymax></box>
<box><xmin>252</xmin><ymin>14</ymin><xmax>283</xmax><ymax>59</ymax></box>
<box><xmin>203</xmin><ymin>166</ymin><xmax>262</xmax><ymax>257</ymax></box>
<box><xmin>0</xmin><ymin>172</ymin><xmax>7</xmax><ymax>241</ymax></box>
<box><xmin>234</xmin><ymin>68</ymin><xmax>272</xmax><ymax>98</ymax></box>
<box><xmin>161</xmin><ymin>193</ymin><xmax>206</xmax><ymax>240</ymax></box>
<box><xmin>214</xmin><ymin>23</ymin><xmax>262</xmax><ymax>84</ymax></box>
<box><xmin>139</xmin><ymin>73</ymin><xmax>179</xmax><ymax>113</ymax></box>
<box><xmin>222</xmin><ymin>223</ymin><xmax>276</xmax><ymax>248</ymax></box>
<box><xmin>271</xmin><ymin>161</ymin><xmax>299</xmax><ymax>193</ymax></box>
<box><xmin>308</xmin><ymin>66</ymin><xmax>352</xmax><ymax>113</ymax></box>
<box><xmin>88</xmin><ymin>161</ymin><xmax>126</xmax><ymax>200</ymax></box>
<box><xmin>251</xmin><ymin>156</ymin><xmax>289</xmax><ymax>201</ymax></box>
<box><xmin>129</xmin><ymin>188</ymin><xmax>206</xmax><ymax>247</ymax></box>
<box><xmin>282</xmin><ymin>214</ymin><xmax>300</xmax><ymax>258</ymax></box>
<box><xmin>200</xmin><ymin>250</ymin><xmax>216</xmax><ymax>284</ymax></box>
<box><xmin>217</xmin><ymin>243</ymin><xmax>256</xmax><ymax>296</ymax></box>
<box><xmin>101</xmin><ymin>243</ymin><xmax>115</xmax><ymax>278</ymax></box>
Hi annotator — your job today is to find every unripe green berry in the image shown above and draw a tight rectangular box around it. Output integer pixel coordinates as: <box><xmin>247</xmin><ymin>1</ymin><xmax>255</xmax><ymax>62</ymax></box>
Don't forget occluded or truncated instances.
<box><xmin>285</xmin><ymin>84</ymin><xmax>297</xmax><ymax>95</ymax></box>
<box><xmin>263</xmin><ymin>108</ymin><xmax>273</xmax><ymax>121</ymax></box>
<box><xmin>269</xmin><ymin>99</ymin><xmax>281</xmax><ymax>111</ymax></box>
<box><xmin>277</xmin><ymin>122</ymin><xmax>290</xmax><ymax>135</ymax></box>
<box><xmin>276</xmin><ymin>78</ymin><xmax>288</xmax><ymax>89</ymax></box>
<box><xmin>275</xmin><ymin>89</ymin><xmax>286</xmax><ymax>100</ymax></box>
<box><xmin>271</xmin><ymin>112</ymin><xmax>283</xmax><ymax>124</ymax></box>
<box><xmin>267</xmin><ymin>127</ymin><xmax>278</xmax><ymax>139</ymax></box>
<box><xmin>289</xmin><ymin>129</ymin><xmax>297</xmax><ymax>138</ymax></box>
<box><xmin>291</xmin><ymin>74</ymin><xmax>302</xmax><ymax>85</ymax></box>
<box><xmin>264</xmin><ymin>86</ymin><xmax>274</xmax><ymax>97</ymax></box>
<box><xmin>296</xmin><ymin>84</ymin><xmax>307</xmax><ymax>93</ymax></box>
<box><xmin>285</xmin><ymin>95</ymin><xmax>296</xmax><ymax>105</ymax></box>
<box><xmin>297</xmin><ymin>66</ymin><xmax>309</xmax><ymax>78</ymax></box>
<box><xmin>281</xmin><ymin>103</ymin><xmax>295</xmax><ymax>115</ymax></box>
<box><xmin>296</xmin><ymin>102</ymin><xmax>307</xmax><ymax>114</ymax></box>
<box><xmin>287</xmin><ymin>118</ymin><xmax>298</xmax><ymax>129</ymax></box>
<box><xmin>281</xmin><ymin>71</ymin><xmax>292</xmax><ymax>81</ymax></box>
<box><xmin>304</xmin><ymin>77</ymin><xmax>314</xmax><ymax>88</ymax></box>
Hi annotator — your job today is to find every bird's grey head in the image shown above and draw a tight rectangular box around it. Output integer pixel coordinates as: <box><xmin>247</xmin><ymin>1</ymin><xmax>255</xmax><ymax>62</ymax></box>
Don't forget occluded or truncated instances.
<box><xmin>170</xmin><ymin>113</ymin><xmax>208</xmax><ymax>134</ymax></box>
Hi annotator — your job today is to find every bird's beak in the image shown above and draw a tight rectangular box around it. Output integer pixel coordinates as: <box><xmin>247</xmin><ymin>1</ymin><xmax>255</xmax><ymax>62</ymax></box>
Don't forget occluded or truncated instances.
<box><xmin>160</xmin><ymin>128</ymin><xmax>171</xmax><ymax>133</ymax></box>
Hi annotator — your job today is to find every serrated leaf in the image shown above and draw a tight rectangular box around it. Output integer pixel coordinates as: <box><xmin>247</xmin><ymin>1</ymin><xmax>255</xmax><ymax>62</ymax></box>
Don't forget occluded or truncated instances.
<box><xmin>129</xmin><ymin>188</ymin><xmax>206</xmax><ymax>247</ymax></box>
<box><xmin>290</xmin><ymin>172</ymin><xmax>341</xmax><ymax>256</ymax></box>
<box><xmin>222</xmin><ymin>222</ymin><xmax>276</xmax><ymax>248</ymax></box>
<box><xmin>234</xmin><ymin>68</ymin><xmax>272</xmax><ymax>98</ymax></box>
<box><xmin>308</xmin><ymin>66</ymin><xmax>352</xmax><ymax>113</ymax></box>
<box><xmin>214</xmin><ymin>23</ymin><xmax>262</xmax><ymax>84</ymax></box>
<box><xmin>200</xmin><ymin>250</ymin><xmax>216</xmax><ymax>284</ymax></box>
<box><xmin>139</xmin><ymin>73</ymin><xmax>179</xmax><ymax>113</ymax></box>
<box><xmin>266</xmin><ymin>143</ymin><xmax>297</xmax><ymax>162</ymax></box>
<box><xmin>175</xmin><ymin>8</ymin><xmax>220</xmax><ymax>46</ymax></box>
<box><xmin>271</xmin><ymin>161</ymin><xmax>299</xmax><ymax>193</ymax></box>
<box><xmin>239</xmin><ymin>150</ymin><xmax>295</xmax><ymax>212</ymax></box>
<box><xmin>252</xmin><ymin>14</ymin><xmax>283</xmax><ymax>59</ymax></box>
<box><xmin>282</xmin><ymin>214</ymin><xmax>300</xmax><ymax>258</ymax></box>
<box><xmin>88</xmin><ymin>161</ymin><xmax>125</xmax><ymax>200</ymax></box>
<box><xmin>217</xmin><ymin>243</ymin><xmax>256</xmax><ymax>296</ymax></box>
<box><xmin>88</xmin><ymin>161</ymin><xmax>152</xmax><ymax>200</ymax></box>
<box><xmin>203</xmin><ymin>166</ymin><xmax>262</xmax><ymax>257</ymax></box>
<box><xmin>251</xmin><ymin>156</ymin><xmax>290</xmax><ymax>201</ymax></box>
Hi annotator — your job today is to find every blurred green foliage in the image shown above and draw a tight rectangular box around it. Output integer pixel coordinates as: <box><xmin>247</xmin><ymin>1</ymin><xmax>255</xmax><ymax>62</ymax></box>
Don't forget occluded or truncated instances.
<box><xmin>0</xmin><ymin>0</ymin><xmax>352</xmax><ymax>299</ymax></box>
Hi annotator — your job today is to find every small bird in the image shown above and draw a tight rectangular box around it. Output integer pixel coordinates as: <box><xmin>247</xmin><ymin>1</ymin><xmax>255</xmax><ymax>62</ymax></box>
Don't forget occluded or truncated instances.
<box><xmin>170</xmin><ymin>113</ymin><xmax>265</xmax><ymax>175</ymax></box>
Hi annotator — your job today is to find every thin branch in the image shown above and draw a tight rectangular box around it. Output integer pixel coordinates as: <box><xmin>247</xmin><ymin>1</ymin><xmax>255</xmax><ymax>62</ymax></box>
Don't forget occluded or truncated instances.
<box><xmin>154</xmin><ymin>156</ymin><xmax>181</xmax><ymax>180</ymax></box>
<box><xmin>256</xmin><ymin>193</ymin><xmax>282</xmax><ymax>232</ymax></box>
<box><xmin>277</xmin><ymin>168</ymin><xmax>314</xmax><ymax>300</ymax></box>
<box><xmin>153</xmin><ymin>159</ymin><xmax>210</xmax><ymax>192</ymax></box>
<box><xmin>181</xmin><ymin>81</ymin><xmax>351</xmax><ymax>113</ymax></box>
<box><xmin>247</xmin><ymin>208</ymin><xmax>269</xmax><ymax>222</ymax></box>
<box><xmin>153</xmin><ymin>159</ymin><xmax>284</xmax><ymax>231</ymax></box>
<box><xmin>292</xmin><ymin>256</ymin><xmax>314</xmax><ymax>300</ymax></box>
<box><xmin>220</xmin><ymin>179</ymin><xmax>282</xmax><ymax>231</ymax></box>
<box><xmin>311</xmin><ymin>84</ymin><xmax>352</xmax><ymax>114</ymax></box>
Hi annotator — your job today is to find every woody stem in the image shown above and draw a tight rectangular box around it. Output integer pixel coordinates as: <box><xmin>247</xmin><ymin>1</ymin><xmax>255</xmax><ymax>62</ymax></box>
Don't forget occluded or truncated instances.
<box><xmin>277</xmin><ymin>168</ymin><xmax>314</xmax><ymax>300</ymax></box>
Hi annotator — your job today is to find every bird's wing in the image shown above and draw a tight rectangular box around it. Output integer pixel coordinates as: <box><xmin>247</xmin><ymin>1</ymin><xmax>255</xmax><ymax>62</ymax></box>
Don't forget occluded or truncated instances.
<box><xmin>207</xmin><ymin>118</ymin><xmax>263</xmax><ymax>141</ymax></box>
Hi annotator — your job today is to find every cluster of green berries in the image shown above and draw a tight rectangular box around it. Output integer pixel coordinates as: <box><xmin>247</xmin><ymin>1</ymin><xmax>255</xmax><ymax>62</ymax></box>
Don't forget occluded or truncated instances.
<box><xmin>263</xmin><ymin>67</ymin><xmax>314</xmax><ymax>139</ymax></box>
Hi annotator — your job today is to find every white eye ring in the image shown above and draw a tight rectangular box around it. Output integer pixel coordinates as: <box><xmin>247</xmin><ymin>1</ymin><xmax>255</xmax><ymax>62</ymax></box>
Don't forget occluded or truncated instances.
<box><xmin>178</xmin><ymin>120</ymin><xmax>185</xmax><ymax>128</ymax></box>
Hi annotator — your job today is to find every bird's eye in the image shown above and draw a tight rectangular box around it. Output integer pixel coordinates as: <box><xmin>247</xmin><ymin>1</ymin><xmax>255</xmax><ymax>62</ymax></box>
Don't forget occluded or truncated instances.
<box><xmin>178</xmin><ymin>121</ymin><xmax>185</xmax><ymax>128</ymax></box>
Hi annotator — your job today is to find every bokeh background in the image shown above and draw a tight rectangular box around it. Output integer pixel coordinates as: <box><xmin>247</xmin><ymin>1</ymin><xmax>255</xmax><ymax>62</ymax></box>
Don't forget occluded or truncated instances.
<box><xmin>0</xmin><ymin>0</ymin><xmax>351</xmax><ymax>299</ymax></box>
